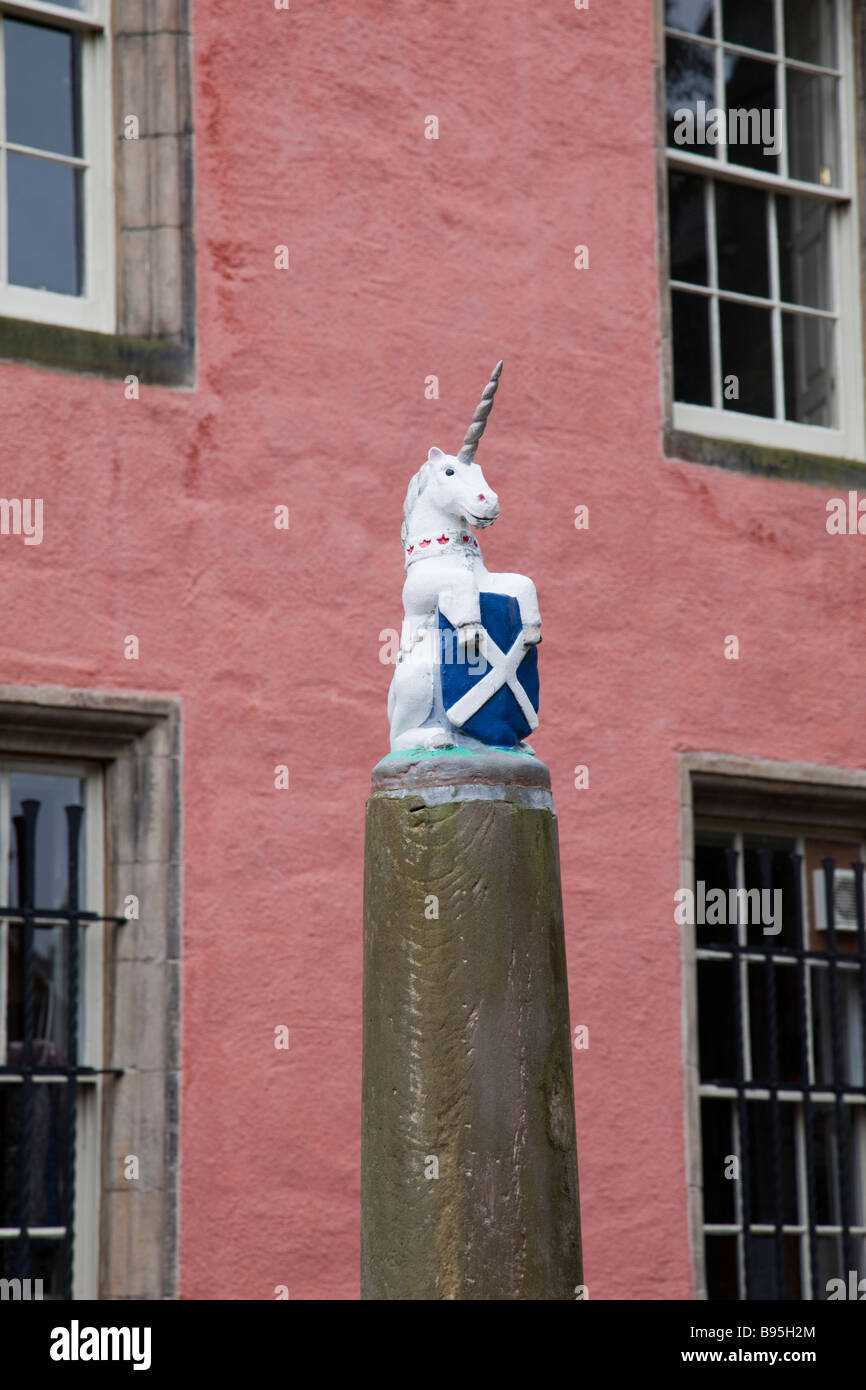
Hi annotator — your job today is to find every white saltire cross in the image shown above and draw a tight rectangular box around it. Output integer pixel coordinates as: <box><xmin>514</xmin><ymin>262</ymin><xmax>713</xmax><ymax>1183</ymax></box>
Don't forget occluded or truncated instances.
<box><xmin>445</xmin><ymin>628</ymin><xmax>538</xmax><ymax>732</ymax></box>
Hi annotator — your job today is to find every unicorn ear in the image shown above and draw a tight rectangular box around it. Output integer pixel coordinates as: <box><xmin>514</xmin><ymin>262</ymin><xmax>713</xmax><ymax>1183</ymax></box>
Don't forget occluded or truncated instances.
<box><xmin>427</xmin><ymin>446</ymin><xmax>445</xmax><ymax>463</ymax></box>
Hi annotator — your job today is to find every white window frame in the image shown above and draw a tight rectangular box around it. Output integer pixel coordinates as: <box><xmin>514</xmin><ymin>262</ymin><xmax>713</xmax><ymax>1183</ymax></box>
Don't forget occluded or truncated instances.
<box><xmin>0</xmin><ymin>756</ymin><xmax>104</xmax><ymax>1301</ymax></box>
<box><xmin>666</xmin><ymin>0</ymin><xmax>866</xmax><ymax>462</ymax></box>
<box><xmin>0</xmin><ymin>0</ymin><xmax>114</xmax><ymax>333</ymax></box>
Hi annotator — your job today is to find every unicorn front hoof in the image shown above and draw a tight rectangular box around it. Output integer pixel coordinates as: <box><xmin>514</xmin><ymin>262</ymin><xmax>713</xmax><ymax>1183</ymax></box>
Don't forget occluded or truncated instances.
<box><xmin>522</xmin><ymin>623</ymin><xmax>542</xmax><ymax>646</ymax></box>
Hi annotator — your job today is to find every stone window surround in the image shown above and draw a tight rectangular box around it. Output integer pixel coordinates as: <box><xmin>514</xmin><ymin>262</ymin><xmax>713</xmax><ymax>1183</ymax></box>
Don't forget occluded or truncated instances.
<box><xmin>0</xmin><ymin>683</ymin><xmax>182</xmax><ymax>1300</ymax></box>
<box><xmin>655</xmin><ymin>0</ymin><xmax>866</xmax><ymax>489</ymax></box>
<box><xmin>0</xmin><ymin>0</ymin><xmax>195</xmax><ymax>387</ymax></box>
<box><xmin>678</xmin><ymin>750</ymin><xmax>866</xmax><ymax>1300</ymax></box>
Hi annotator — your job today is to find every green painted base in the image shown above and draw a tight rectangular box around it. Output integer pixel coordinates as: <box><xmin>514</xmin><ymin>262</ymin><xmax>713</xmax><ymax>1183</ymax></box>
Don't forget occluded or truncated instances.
<box><xmin>379</xmin><ymin>743</ymin><xmax>535</xmax><ymax>762</ymax></box>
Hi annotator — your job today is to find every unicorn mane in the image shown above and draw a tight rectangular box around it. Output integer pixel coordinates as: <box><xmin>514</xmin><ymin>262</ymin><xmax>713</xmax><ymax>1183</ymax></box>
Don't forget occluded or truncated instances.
<box><xmin>401</xmin><ymin>461</ymin><xmax>432</xmax><ymax>546</ymax></box>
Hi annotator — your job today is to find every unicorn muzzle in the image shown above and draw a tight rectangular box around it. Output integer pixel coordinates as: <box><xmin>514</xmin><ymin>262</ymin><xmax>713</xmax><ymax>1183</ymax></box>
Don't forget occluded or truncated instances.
<box><xmin>468</xmin><ymin>493</ymin><xmax>499</xmax><ymax>527</ymax></box>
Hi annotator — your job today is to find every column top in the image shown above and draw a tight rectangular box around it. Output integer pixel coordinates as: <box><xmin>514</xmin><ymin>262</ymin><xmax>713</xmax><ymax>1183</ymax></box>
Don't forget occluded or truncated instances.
<box><xmin>370</xmin><ymin>746</ymin><xmax>552</xmax><ymax>806</ymax></box>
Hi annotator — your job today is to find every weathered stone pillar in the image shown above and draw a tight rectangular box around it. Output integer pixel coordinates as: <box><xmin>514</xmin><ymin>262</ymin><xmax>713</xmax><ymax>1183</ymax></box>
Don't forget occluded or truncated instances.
<box><xmin>361</xmin><ymin>749</ymin><xmax>582</xmax><ymax>1300</ymax></box>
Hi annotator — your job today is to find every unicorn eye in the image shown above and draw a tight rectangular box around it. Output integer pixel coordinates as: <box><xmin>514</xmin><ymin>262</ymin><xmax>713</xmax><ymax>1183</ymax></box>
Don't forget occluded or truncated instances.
<box><xmin>445</xmin><ymin>467</ymin><xmax>455</xmax><ymax>476</ymax></box>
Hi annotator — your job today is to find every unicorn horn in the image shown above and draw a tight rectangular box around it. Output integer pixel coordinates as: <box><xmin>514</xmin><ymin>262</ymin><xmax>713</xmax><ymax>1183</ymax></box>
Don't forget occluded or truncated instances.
<box><xmin>457</xmin><ymin>361</ymin><xmax>503</xmax><ymax>463</ymax></box>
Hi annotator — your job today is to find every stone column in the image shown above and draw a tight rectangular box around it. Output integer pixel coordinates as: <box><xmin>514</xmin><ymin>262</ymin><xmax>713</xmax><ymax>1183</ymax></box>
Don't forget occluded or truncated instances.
<box><xmin>361</xmin><ymin>749</ymin><xmax>582</xmax><ymax>1300</ymax></box>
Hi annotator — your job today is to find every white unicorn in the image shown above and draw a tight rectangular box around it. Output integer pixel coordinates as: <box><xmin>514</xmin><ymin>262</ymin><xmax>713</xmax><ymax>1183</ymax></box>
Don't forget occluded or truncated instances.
<box><xmin>387</xmin><ymin>362</ymin><xmax>541</xmax><ymax>752</ymax></box>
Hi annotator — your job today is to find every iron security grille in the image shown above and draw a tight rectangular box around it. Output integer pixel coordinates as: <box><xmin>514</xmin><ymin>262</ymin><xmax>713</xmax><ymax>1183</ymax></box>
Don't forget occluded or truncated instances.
<box><xmin>0</xmin><ymin>798</ymin><xmax>123</xmax><ymax>1300</ymax></box>
<box><xmin>696</xmin><ymin>840</ymin><xmax>866</xmax><ymax>1300</ymax></box>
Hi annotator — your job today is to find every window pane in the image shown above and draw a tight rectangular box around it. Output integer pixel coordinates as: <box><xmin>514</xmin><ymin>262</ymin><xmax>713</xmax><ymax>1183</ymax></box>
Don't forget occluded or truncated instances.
<box><xmin>7</xmin><ymin>153</ymin><xmax>82</xmax><ymax>296</ymax></box>
<box><xmin>672</xmin><ymin>289</ymin><xmax>712</xmax><ymax>406</ymax></box>
<box><xmin>716</xmin><ymin>182</ymin><xmax>768</xmax><ymax>298</ymax></box>
<box><xmin>748</xmin><ymin>962</ymin><xmax>803</xmax><ymax>1086</ymax></box>
<box><xmin>719</xmin><ymin>300</ymin><xmax>774</xmax><ymax>415</ymax></box>
<box><xmin>785</xmin><ymin>0</ymin><xmax>838</xmax><ymax>68</ymax></box>
<box><xmin>722</xmin><ymin>0</ymin><xmax>776</xmax><ymax>54</ymax></box>
<box><xmin>701</xmin><ymin>1097</ymin><xmax>736</xmax><ymax>1222</ymax></box>
<box><xmin>811</xmin><ymin>966</ymin><xmax>863</xmax><ymax>1088</ymax></box>
<box><xmin>0</xmin><ymin>1087</ymin><xmax>17</xmax><ymax>1227</ymax></box>
<box><xmin>666</xmin><ymin>36</ymin><xmax>716</xmax><ymax>150</ymax></box>
<box><xmin>724</xmin><ymin>53</ymin><xmax>780</xmax><ymax>173</ymax></box>
<box><xmin>747</xmin><ymin>1234</ymin><xmax>802</xmax><ymax>1299</ymax></box>
<box><xmin>669</xmin><ymin>171</ymin><xmax>708</xmax><ymax>284</ymax></box>
<box><xmin>31</xmin><ymin>1085</ymin><xmax>69</xmax><ymax>1229</ymax></box>
<box><xmin>30</xmin><ymin>1238</ymin><xmax>67</xmax><ymax>1299</ymax></box>
<box><xmin>0</xmin><ymin>1085</ymin><xmax>70</xmax><ymax>1227</ymax></box>
<box><xmin>786</xmin><ymin>70</ymin><xmax>840</xmax><ymax>187</ymax></box>
<box><xmin>777</xmin><ymin>196</ymin><xmax>832</xmax><ymax>310</ymax></box>
<box><xmin>9</xmin><ymin>774</ymin><xmax>86</xmax><ymax>911</ymax></box>
<box><xmin>742</xmin><ymin>839</ymin><xmax>799</xmax><ymax>949</ymax></box>
<box><xmin>698</xmin><ymin>958</ymin><xmax>737</xmax><ymax>1081</ymax></box>
<box><xmin>4</xmin><ymin>19</ymin><xmax>81</xmax><ymax>157</ymax></box>
<box><xmin>665</xmin><ymin>0</ymin><xmax>714</xmax><ymax>37</ymax></box>
<box><xmin>4</xmin><ymin>775</ymin><xmax>87</xmax><ymax>1068</ymax></box>
<box><xmin>747</xmin><ymin>1101</ymin><xmax>798</xmax><ymax>1225</ymax></box>
<box><xmin>0</xmin><ymin>1234</ymin><xmax>68</xmax><ymax>1299</ymax></box>
<box><xmin>782</xmin><ymin>312</ymin><xmax>835</xmax><ymax>427</ymax></box>
<box><xmin>6</xmin><ymin>923</ymin><xmax>79</xmax><ymax>1066</ymax></box>
<box><xmin>813</xmin><ymin>1102</ymin><xmax>861</xmax><ymax>1226</ymax></box>
<box><xmin>695</xmin><ymin>834</ymin><xmax>735</xmax><ymax>949</ymax></box>
<box><xmin>704</xmin><ymin>1234</ymin><xmax>739</xmax><ymax>1299</ymax></box>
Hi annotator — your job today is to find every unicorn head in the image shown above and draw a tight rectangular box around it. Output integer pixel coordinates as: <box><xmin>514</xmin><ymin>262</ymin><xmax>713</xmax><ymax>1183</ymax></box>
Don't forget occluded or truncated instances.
<box><xmin>401</xmin><ymin>362</ymin><xmax>503</xmax><ymax>544</ymax></box>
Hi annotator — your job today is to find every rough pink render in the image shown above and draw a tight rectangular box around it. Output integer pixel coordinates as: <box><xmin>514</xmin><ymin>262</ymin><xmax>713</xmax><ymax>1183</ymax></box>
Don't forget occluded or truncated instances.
<box><xmin>3</xmin><ymin>0</ymin><xmax>863</xmax><ymax>1300</ymax></box>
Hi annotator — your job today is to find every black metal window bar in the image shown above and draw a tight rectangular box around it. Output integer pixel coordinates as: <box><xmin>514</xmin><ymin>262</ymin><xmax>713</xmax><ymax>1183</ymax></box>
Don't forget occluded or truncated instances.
<box><xmin>696</xmin><ymin>840</ymin><xmax>866</xmax><ymax>1300</ymax></box>
<box><xmin>0</xmin><ymin>798</ymin><xmax>124</xmax><ymax>1300</ymax></box>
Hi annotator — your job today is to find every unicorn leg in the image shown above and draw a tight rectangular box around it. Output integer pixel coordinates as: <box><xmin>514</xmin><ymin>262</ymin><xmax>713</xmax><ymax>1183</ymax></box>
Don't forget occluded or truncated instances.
<box><xmin>477</xmin><ymin>570</ymin><xmax>541</xmax><ymax>638</ymax></box>
<box><xmin>437</xmin><ymin>576</ymin><xmax>483</xmax><ymax>655</ymax></box>
<box><xmin>439</xmin><ymin>580</ymin><xmax>481</xmax><ymax>634</ymax></box>
<box><xmin>388</xmin><ymin>615</ymin><xmax>453</xmax><ymax>751</ymax></box>
<box><xmin>389</xmin><ymin>661</ymin><xmax>437</xmax><ymax>749</ymax></box>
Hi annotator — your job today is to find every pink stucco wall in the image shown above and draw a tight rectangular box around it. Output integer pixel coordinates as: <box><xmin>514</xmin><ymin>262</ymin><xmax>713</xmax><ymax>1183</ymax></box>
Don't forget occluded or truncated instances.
<box><xmin>5</xmin><ymin>0</ymin><xmax>866</xmax><ymax>1299</ymax></box>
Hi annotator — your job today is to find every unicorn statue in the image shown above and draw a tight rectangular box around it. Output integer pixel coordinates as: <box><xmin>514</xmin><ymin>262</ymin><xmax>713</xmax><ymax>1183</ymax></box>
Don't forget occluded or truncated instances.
<box><xmin>387</xmin><ymin>362</ymin><xmax>542</xmax><ymax>753</ymax></box>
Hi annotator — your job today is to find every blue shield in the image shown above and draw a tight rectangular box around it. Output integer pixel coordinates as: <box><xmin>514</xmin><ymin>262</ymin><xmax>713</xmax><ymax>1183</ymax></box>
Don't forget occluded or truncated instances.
<box><xmin>439</xmin><ymin>592</ymin><xmax>539</xmax><ymax>747</ymax></box>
